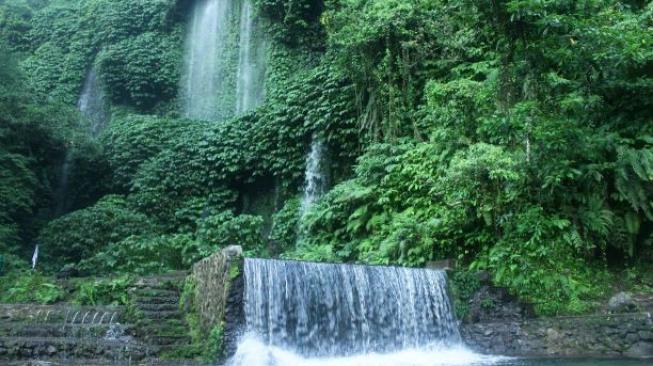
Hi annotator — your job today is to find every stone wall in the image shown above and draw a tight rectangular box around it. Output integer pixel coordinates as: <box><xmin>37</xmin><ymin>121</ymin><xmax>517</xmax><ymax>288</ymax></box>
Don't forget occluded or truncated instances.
<box><xmin>462</xmin><ymin>313</ymin><xmax>653</xmax><ymax>359</ymax></box>
<box><xmin>191</xmin><ymin>246</ymin><xmax>242</xmax><ymax>333</ymax></box>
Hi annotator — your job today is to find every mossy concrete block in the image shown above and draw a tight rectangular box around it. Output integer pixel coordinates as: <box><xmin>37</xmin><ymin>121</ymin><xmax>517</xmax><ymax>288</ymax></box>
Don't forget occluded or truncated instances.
<box><xmin>190</xmin><ymin>246</ymin><xmax>243</xmax><ymax>334</ymax></box>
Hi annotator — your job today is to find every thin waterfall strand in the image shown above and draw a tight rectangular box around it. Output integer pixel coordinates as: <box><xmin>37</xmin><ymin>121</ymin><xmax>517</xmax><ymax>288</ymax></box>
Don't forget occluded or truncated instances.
<box><xmin>236</xmin><ymin>0</ymin><xmax>266</xmax><ymax>113</ymax></box>
<box><xmin>301</xmin><ymin>139</ymin><xmax>328</xmax><ymax>216</ymax></box>
<box><xmin>78</xmin><ymin>68</ymin><xmax>110</xmax><ymax>137</ymax></box>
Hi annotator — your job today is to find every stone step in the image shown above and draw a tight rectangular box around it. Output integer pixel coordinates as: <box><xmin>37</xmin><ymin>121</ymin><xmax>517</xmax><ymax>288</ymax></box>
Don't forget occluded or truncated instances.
<box><xmin>132</xmin><ymin>272</ymin><xmax>188</xmax><ymax>289</ymax></box>
<box><xmin>141</xmin><ymin>318</ymin><xmax>186</xmax><ymax>328</ymax></box>
<box><xmin>4</xmin><ymin>360</ymin><xmax>207</xmax><ymax>366</ymax></box>
<box><xmin>130</xmin><ymin>289</ymin><xmax>180</xmax><ymax>299</ymax></box>
<box><xmin>0</xmin><ymin>305</ymin><xmax>125</xmax><ymax>324</ymax></box>
<box><xmin>139</xmin><ymin>311</ymin><xmax>184</xmax><ymax>321</ymax></box>
<box><xmin>135</xmin><ymin>303</ymin><xmax>180</xmax><ymax>312</ymax></box>
<box><xmin>141</xmin><ymin>335</ymin><xmax>191</xmax><ymax>347</ymax></box>
<box><xmin>0</xmin><ymin>323</ymin><xmax>136</xmax><ymax>338</ymax></box>
<box><xmin>0</xmin><ymin>336</ymin><xmax>150</xmax><ymax>361</ymax></box>
<box><xmin>134</xmin><ymin>296</ymin><xmax>180</xmax><ymax>305</ymax></box>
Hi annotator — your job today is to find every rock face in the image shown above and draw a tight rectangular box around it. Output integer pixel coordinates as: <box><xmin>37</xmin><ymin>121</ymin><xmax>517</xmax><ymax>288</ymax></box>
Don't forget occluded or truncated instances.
<box><xmin>465</xmin><ymin>286</ymin><xmax>535</xmax><ymax>324</ymax></box>
<box><xmin>608</xmin><ymin>292</ymin><xmax>638</xmax><ymax>313</ymax></box>
<box><xmin>222</xmin><ymin>265</ymin><xmax>245</xmax><ymax>360</ymax></box>
<box><xmin>461</xmin><ymin>313</ymin><xmax>653</xmax><ymax>359</ymax></box>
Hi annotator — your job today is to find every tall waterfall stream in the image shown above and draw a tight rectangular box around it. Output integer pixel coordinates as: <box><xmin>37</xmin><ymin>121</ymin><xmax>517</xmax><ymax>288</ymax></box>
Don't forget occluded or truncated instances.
<box><xmin>228</xmin><ymin>259</ymin><xmax>505</xmax><ymax>366</ymax></box>
<box><xmin>182</xmin><ymin>0</ymin><xmax>266</xmax><ymax>121</ymax></box>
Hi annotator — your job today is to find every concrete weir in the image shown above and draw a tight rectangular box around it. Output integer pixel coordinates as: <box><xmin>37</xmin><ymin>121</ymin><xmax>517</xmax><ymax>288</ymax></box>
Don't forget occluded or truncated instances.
<box><xmin>188</xmin><ymin>249</ymin><xmax>653</xmax><ymax>362</ymax></box>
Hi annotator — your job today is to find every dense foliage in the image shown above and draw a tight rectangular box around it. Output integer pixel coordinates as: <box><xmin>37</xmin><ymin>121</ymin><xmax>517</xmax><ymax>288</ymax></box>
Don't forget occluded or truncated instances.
<box><xmin>1</xmin><ymin>0</ymin><xmax>652</xmax><ymax>314</ymax></box>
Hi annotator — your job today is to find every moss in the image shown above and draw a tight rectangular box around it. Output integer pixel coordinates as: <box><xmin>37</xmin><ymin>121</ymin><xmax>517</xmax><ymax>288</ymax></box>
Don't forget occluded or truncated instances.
<box><xmin>162</xmin><ymin>274</ymin><xmax>224</xmax><ymax>361</ymax></box>
<box><xmin>206</xmin><ymin>323</ymin><xmax>225</xmax><ymax>360</ymax></box>
<box><xmin>178</xmin><ymin>276</ymin><xmax>197</xmax><ymax>313</ymax></box>
<box><xmin>228</xmin><ymin>260</ymin><xmax>241</xmax><ymax>281</ymax></box>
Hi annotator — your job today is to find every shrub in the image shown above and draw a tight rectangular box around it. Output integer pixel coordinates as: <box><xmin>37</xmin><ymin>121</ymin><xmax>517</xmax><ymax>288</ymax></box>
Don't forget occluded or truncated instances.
<box><xmin>97</xmin><ymin>31</ymin><xmax>183</xmax><ymax>110</ymax></box>
<box><xmin>79</xmin><ymin>234</ymin><xmax>195</xmax><ymax>275</ymax></box>
<box><xmin>38</xmin><ymin>195</ymin><xmax>157</xmax><ymax>269</ymax></box>
<box><xmin>73</xmin><ymin>275</ymin><xmax>133</xmax><ymax>305</ymax></box>
<box><xmin>194</xmin><ymin>212</ymin><xmax>265</xmax><ymax>259</ymax></box>
<box><xmin>0</xmin><ymin>273</ymin><xmax>64</xmax><ymax>304</ymax></box>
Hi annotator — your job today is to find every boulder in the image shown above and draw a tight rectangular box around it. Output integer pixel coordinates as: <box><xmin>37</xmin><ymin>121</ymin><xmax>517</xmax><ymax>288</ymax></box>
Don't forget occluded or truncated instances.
<box><xmin>222</xmin><ymin>245</ymin><xmax>243</xmax><ymax>258</ymax></box>
<box><xmin>46</xmin><ymin>345</ymin><xmax>57</xmax><ymax>356</ymax></box>
<box><xmin>608</xmin><ymin>292</ymin><xmax>638</xmax><ymax>313</ymax></box>
<box><xmin>426</xmin><ymin>259</ymin><xmax>456</xmax><ymax>271</ymax></box>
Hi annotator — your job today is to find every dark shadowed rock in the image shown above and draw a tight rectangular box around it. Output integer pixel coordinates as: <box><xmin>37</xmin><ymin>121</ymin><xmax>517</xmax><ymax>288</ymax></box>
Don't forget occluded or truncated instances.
<box><xmin>55</xmin><ymin>264</ymin><xmax>79</xmax><ymax>279</ymax></box>
<box><xmin>476</xmin><ymin>271</ymin><xmax>492</xmax><ymax>285</ymax></box>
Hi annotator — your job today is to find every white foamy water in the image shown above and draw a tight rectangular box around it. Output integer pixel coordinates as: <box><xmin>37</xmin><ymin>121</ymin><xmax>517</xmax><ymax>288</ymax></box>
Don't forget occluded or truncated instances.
<box><xmin>227</xmin><ymin>259</ymin><xmax>505</xmax><ymax>366</ymax></box>
<box><xmin>229</xmin><ymin>336</ymin><xmax>508</xmax><ymax>366</ymax></box>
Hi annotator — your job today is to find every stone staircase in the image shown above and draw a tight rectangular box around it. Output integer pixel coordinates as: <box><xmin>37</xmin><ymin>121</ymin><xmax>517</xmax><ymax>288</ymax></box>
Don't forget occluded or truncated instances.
<box><xmin>129</xmin><ymin>272</ymin><xmax>193</xmax><ymax>357</ymax></box>
<box><xmin>0</xmin><ymin>303</ymin><xmax>147</xmax><ymax>363</ymax></box>
<box><xmin>0</xmin><ymin>272</ymin><xmax>204</xmax><ymax>365</ymax></box>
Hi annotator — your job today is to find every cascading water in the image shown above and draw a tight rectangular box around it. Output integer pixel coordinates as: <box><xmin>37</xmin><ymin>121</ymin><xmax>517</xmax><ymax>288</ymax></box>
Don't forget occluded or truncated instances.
<box><xmin>53</xmin><ymin>148</ymin><xmax>73</xmax><ymax>216</ymax></box>
<box><xmin>182</xmin><ymin>0</ymin><xmax>266</xmax><ymax>121</ymax></box>
<box><xmin>54</xmin><ymin>67</ymin><xmax>110</xmax><ymax>217</ymax></box>
<box><xmin>182</xmin><ymin>0</ymin><xmax>232</xmax><ymax>120</ymax></box>
<box><xmin>300</xmin><ymin>139</ymin><xmax>329</xmax><ymax>216</ymax></box>
<box><xmin>229</xmin><ymin>259</ymin><xmax>504</xmax><ymax>366</ymax></box>
<box><xmin>78</xmin><ymin>68</ymin><xmax>110</xmax><ymax>137</ymax></box>
<box><xmin>236</xmin><ymin>0</ymin><xmax>266</xmax><ymax>114</ymax></box>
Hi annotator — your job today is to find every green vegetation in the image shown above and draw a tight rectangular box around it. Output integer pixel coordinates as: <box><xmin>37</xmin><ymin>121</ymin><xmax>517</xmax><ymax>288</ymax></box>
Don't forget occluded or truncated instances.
<box><xmin>0</xmin><ymin>0</ymin><xmax>652</xmax><ymax>316</ymax></box>
<box><xmin>72</xmin><ymin>275</ymin><xmax>133</xmax><ymax>306</ymax></box>
<box><xmin>0</xmin><ymin>272</ymin><xmax>64</xmax><ymax>304</ymax></box>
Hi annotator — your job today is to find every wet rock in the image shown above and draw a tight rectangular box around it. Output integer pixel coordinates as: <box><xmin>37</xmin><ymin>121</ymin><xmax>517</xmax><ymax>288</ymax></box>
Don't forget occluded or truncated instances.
<box><xmin>638</xmin><ymin>330</ymin><xmax>653</xmax><ymax>341</ymax></box>
<box><xmin>46</xmin><ymin>345</ymin><xmax>57</xmax><ymax>356</ymax></box>
<box><xmin>461</xmin><ymin>313</ymin><xmax>653</xmax><ymax>359</ymax></box>
<box><xmin>608</xmin><ymin>292</ymin><xmax>638</xmax><ymax>313</ymax></box>
<box><xmin>625</xmin><ymin>341</ymin><xmax>653</xmax><ymax>358</ymax></box>
<box><xmin>466</xmin><ymin>286</ymin><xmax>534</xmax><ymax>323</ymax></box>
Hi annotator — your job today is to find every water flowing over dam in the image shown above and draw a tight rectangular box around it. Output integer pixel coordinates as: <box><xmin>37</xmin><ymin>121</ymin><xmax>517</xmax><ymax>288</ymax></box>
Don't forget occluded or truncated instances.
<box><xmin>229</xmin><ymin>258</ymin><xmax>502</xmax><ymax>366</ymax></box>
<box><xmin>182</xmin><ymin>0</ymin><xmax>266</xmax><ymax>121</ymax></box>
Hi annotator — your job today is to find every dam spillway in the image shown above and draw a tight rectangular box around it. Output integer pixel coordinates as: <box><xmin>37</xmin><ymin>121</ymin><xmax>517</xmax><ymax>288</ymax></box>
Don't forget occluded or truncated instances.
<box><xmin>228</xmin><ymin>258</ymin><xmax>501</xmax><ymax>366</ymax></box>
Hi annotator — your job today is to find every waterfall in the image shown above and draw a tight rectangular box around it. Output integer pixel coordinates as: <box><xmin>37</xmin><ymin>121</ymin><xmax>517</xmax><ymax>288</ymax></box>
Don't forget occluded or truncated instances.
<box><xmin>182</xmin><ymin>0</ymin><xmax>231</xmax><ymax>120</ymax></box>
<box><xmin>300</xmin><ymin>139</ymin><xmax>328</xmax><ymax>216</ymax></box>
<box><xmin>53</xmin><ymin>148</ymin><xmax>73</xmax><ymax>216</ymax></box>
<box><xmin>54</xmin><ymin>67</ymin><xmax>109</xmax><ymax>217</ymax></box>
<box><xmin>236</xmin><ymin>0</ymin><xmax>266</xmax><ymax>114</ymax></box>
<box><xmin>229</xmin><ymin>259</ymin><xmax>502</xmax><ymax>366</ymax></box>
<box><xmin>182</xmin><ymin>0</ymin><xmax>266</xmax><ymax>121</ymax></box>
<box><xmin>78</xmin><ymin>68</ymin><xmax>110</xmax><ymax>137</ymax></box>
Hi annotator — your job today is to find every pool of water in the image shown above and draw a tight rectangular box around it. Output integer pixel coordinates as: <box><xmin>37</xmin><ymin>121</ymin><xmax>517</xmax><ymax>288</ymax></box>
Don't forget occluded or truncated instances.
<box><xmin>498</xmin><ymin>361</ymin><xmax>650</xmax><ymax>366</ymax></box>
<box><xmin>227</xmin><ymin>337</ymin><xmax>651</xmax><ymax>366</ymax></box>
